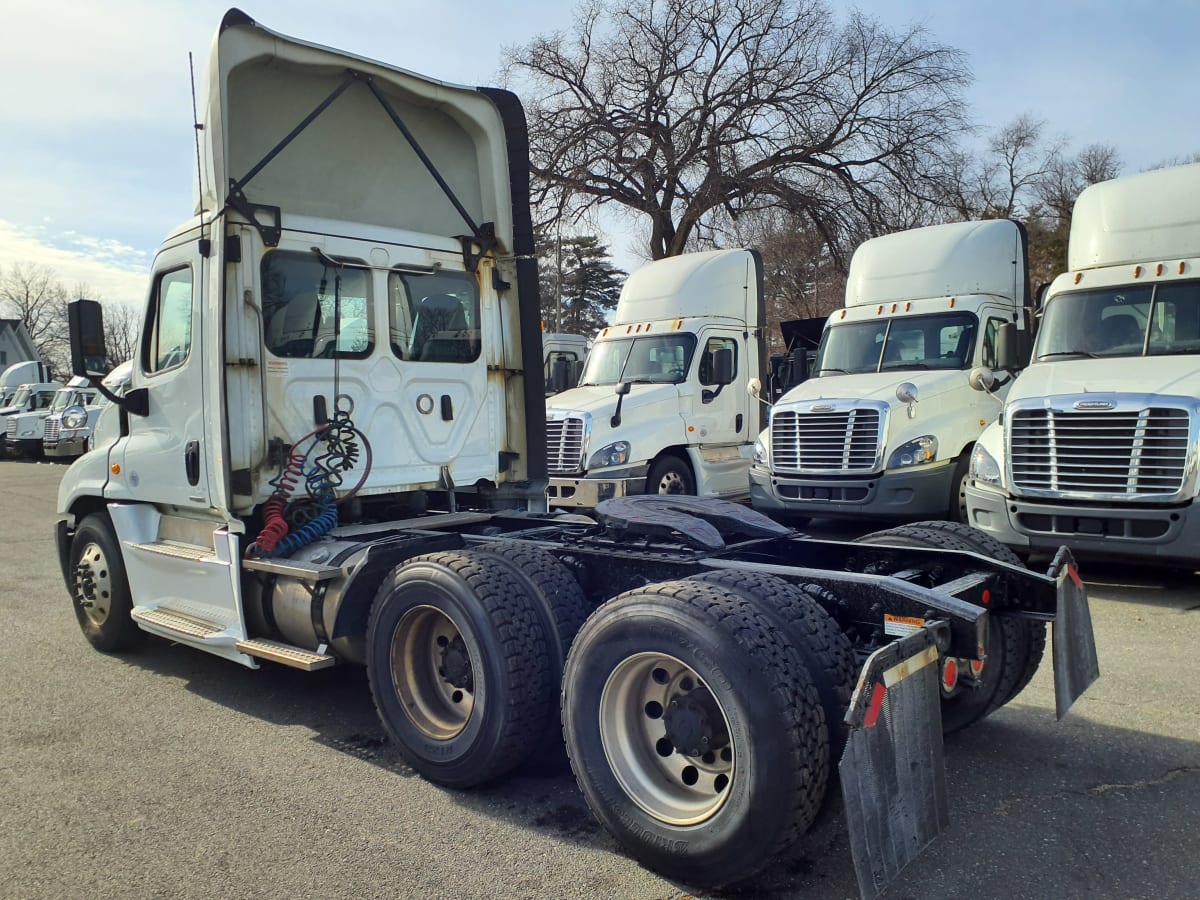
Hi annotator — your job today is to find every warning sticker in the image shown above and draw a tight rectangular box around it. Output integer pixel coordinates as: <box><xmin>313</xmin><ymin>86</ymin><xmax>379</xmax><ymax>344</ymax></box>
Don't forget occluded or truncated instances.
<box><xmin>883</xmin><ymin>613</ymin><xmax>926</xmax><ymax>637</ymax></box>
<box><xmin>265</xmin><ymin>360</ymin><xmax>289</xmax><ymax>378</ymax></box>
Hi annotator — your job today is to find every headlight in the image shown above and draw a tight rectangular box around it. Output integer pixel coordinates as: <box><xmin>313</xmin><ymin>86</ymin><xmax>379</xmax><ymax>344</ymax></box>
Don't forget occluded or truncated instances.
<box><xmin>970</xmin><ymin>443</ymin><xmax>1002</xmax><ymax>485</ymax></box>
<box><xmin>63</xmin><ymin>406</ymin><xmax>87</xmax><ymax>429</ymax></box>
<box><xmin>887</xmin><ymin>436</ymin><xmax>937</xmax><ymax>468</ymax></box>
<box><xmin>588</xmin><ymin>441</ymin><xmax>631</xmax><ymax>469</ymax></box>
<box><xmin>753</xmin><ymin>437</ymin><xmax>767</xmax><ymax>466</ymax></box>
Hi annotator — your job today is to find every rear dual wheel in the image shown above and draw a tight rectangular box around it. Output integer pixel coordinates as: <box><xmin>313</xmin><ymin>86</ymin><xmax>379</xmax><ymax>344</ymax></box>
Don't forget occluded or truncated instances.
<box><xmin>562</xmin><ymin>580</ymin><xmax>827</xmax><ymax>888</ymax></box>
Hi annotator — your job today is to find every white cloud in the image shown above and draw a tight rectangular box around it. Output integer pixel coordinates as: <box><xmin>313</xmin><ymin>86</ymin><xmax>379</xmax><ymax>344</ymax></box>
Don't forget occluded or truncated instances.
<box><xmin>0</xmin><ymin>220</ymin><xmax>149</xmax><ymax>306</ymax></box>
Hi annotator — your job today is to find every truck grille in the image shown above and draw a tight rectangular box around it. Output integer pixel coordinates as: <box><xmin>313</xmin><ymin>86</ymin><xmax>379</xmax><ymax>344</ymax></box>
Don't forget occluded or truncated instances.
<box><xmin>44</xmin><ymin>417</ymin><xmax>60</xmax><ymax>442</ymax></box>
<box><xmin>5</xmin><ymin>418</ymin><xmax>14</xmax><ymax>439</ymax></box>
<box><xmin>770</xmin><ymin>408</ymin><xmax>882</xmax><ymax>473</ymax></box>
<box><xmin>1010</xmin><ymin>407</ymin><xmax>1190</xmax><ymax>496</ymax></box>
<box><xmin>546</xmin><ymin>416</ymin><xmax>586</xmax><ymax>475</ymax></box>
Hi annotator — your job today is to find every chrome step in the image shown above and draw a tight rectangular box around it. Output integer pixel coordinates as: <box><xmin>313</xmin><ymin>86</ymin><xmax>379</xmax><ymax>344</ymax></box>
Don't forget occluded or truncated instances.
<box><xmin>132</xmin><ymin>607</ymin><xmax>224</xmax><ymax>638</ymax></box>
<box><xmin>235</xmin><ymin>638</ymin><xmax>336</xmax><ymax>671</ymax></box>
<box><xmin>129</xmin><ymin>540</ymin><xmax>217</xmax><ymax>562</ymax></box>
<box><xmin>241</xmin><ymin>557</ymin><xmax>343</xmax><ymax>581</ymax></box>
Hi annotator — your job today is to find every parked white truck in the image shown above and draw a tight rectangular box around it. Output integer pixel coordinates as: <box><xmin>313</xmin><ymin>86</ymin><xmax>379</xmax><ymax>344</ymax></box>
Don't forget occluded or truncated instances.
<box><xmin>2</xmin><ymin>374</ymin><xmax>65</xmax><ymax>456</ymax></box>
<box><xmin>44</xmin><ymin>362</ymin><xmax>133</xmax><ymax>459</ymax></box>
<box><xmin>0</xmin><ymin>360</ymin><xmax>52</xmax><ymax>407</ymax></box>
<box><xmin>966</xmin><ymin>163</ymin><xmax>1200</xmax><ymax>564</ymax></box>
<box><xmin>7</xmin><ymin>376</ymin><xmax>96</xmax><ymax>458</ymax></box>
<box><xmin>751</xmin><ymin>219</ymin><xmax>1029</xmax><ymax>524</ymax></box>
<box><xmin>545</xmin><ymin>249</ymin><xmax>761</xmax><ymax>507</ymax></box>
<box><xmin>53</xmin><ymin>10</ymin><xmax>1096</xmax><ymax>896</ymax></box>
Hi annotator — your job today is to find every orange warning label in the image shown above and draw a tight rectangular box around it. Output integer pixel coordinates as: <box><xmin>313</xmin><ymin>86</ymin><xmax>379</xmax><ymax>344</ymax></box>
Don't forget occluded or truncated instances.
<box><xmin>883</xmin><ymin>614</ymin><xmax>925</xmax><ymax>637</ymax></box>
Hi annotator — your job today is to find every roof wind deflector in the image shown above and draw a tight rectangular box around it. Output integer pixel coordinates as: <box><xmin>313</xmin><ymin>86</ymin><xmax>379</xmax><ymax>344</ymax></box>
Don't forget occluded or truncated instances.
<box><xmin>361</xmin><ymin>75</ymin><xmax>496</xmax><ymax>272</ymax></box>
<box><xmin>222</xmin><ymin>66</ymin><xmax>496</xmax><ymax>270</ymax></box>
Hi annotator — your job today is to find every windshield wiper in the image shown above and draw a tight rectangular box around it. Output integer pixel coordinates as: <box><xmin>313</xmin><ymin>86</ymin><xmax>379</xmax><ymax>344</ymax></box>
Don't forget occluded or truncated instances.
<box><xmin>818</xmin><ymin>367</ymin><xmax>850</xmax><ymax>375</ymax></box>
<box><xmin>881</xmin><ymin>362</ymin><xmax>932</xmax><ymax>370</ymax></box>
<box><xmin>1038</xmin><ymin>350</ymin><xmax>1099</xmax><ymax>360</ymax></box>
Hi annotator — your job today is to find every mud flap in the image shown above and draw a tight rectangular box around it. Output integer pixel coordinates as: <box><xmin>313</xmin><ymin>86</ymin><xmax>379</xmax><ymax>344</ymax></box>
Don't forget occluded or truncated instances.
<box><xmin>840</xmin><ymin>628</ymin><xmax>948</xmax><ymax>900</ymax></box>
<box><xmin>1047</xmin><ymin>547</ymin><xmax>1100</xmax><ymax>719</ymax></box>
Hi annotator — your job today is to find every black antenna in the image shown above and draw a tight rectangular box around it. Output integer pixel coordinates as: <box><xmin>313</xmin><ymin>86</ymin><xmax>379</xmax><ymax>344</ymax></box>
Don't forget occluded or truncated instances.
<box><xmin>189</xmin><ymin>52</ymin><xmax>205</xmax><ymax>215</ymax></box>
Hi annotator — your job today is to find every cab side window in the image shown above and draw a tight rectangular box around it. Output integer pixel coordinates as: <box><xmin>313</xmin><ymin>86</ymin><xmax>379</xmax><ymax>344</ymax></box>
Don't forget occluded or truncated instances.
<box><xmin>144</xmin><ymin>267</ymin><xmax>194</xmax><ymax>374</ymax></box>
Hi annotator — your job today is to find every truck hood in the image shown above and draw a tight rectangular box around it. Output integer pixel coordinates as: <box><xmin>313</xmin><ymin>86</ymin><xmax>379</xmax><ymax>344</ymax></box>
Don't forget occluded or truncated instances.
<box><xmin>778</xmin><ymin>369</ymin><xmax>966</xmax><ymax>407</ymax></box>
<box><xmin>1010</xmin><ymin>356</ymin><xmax>1200</xmax><ymax>402</ymax></box>
<box><xmin>548</xmin><ymin>383</ymin><xmax>681</xmax><ymax>418</ymax></box>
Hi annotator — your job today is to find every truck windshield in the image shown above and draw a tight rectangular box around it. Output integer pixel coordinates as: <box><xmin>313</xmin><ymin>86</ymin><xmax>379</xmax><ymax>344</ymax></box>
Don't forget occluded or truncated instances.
<box><xmin>50</xmin><ymin>390</ymin><xmax>76</xmax><ymax>413</ymax></box>
<box><xmin>11</xmin><ymin>388</ymin><xmax>30</xmax><ymax>407</ymax></box>
<box><xmin>1036</xmin><ymin>280</ymin><xmax>1200</xmax><ymax>359</ymax></box>
<box><xmin>815</xmin><ymin>312</ymin><xmax>978</xmax><ymax>375</ymax></box>
<box><xmin>578</xmin><ymin>334</ymin><xmax>697</xmax><ymax>386</ymax></box>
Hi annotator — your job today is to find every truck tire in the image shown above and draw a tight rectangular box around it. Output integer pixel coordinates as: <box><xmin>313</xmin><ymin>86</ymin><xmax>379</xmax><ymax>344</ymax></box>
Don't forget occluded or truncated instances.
<box><xmin>854</xmin><ymin>524</ymin><xmax>1028</xmax><ymax>733</ymax></box>
<box><xmin>69</xmin><ymin>512</ymin><xmax>144</xmax><ymax>652</ymax></box>
<box><xmin>473</xmin><ymin>541</ymin><xmax>591</xmax><ymax>768</ymax></box>
<box><xmin>949</xmin><ymin>451</ymin><xmax>971</xmax><ymax>523</ymax></box>
<box><xmin>366</xmin><ymin>550</ymin><xmax>554</xmax><ymax>788</ymax></box>
<box><xmin>646</xmin><ymin>454</ymin><xmax>695</xmax><ymax>495</ymax></box>
<box><xmin>687</xmin><ymin>570</ymin><xmax>856</xmax><ymax>772</ymax></box>
<box><xmin>562</xmin><ymin>579</ymin><xmax>826</xmax><ymax>888</ymax></box>
<box><xmin>902</xmin><ymin>520</ymin><xmax>1047</xmax><ymax>708</ymax></box>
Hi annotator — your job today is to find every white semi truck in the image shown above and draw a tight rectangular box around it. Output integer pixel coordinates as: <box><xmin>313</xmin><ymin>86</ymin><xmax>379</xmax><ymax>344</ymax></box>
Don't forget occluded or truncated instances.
<box><xmin>966</xmin><ymin>163</ymin><xmax>1200</xmax><ymax>564</ymax></box>
<box><xmin>545</xmin><ymin>249</ymin><xmax>761</xmax><ymax>507</ymax></box>
<box><xmin>751</xmin><ymin>219</ymin><xmax>1029</xmax><ymax>524</ymax></box>
<box><xmin>1</xmin><ymin>371</ymin><xmax>65</xmax><ymax>456</ymax></box>
<box><xmin>44</xmin><ymin>362</ymin><xmax>133</xmax><ymax>459</ymax></box>
<box><xmin>7</xmin><ymin>376</ymin><xmax>98</xmax><ymax>458</ymax></box>
<box><xmin>542</xmin><ymin>330</ymin><xmax>587</xmax><ymax>395</ymax></box>
<box><xmin>54</xmin><ymin>10</ymin><xmax>1096</xmax><ymax>895</ymax></box>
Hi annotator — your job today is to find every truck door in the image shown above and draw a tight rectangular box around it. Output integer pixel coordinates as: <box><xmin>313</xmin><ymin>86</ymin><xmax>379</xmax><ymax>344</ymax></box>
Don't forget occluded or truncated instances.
<box><xmin>689</xmin><ymin>331</ymin><xmax>748</xmax><ymax>446</ymax></box>
<box><xmin>113</xmin><ymin>240</ymin><xmax>210</xmax><ymax>509</ymax></box>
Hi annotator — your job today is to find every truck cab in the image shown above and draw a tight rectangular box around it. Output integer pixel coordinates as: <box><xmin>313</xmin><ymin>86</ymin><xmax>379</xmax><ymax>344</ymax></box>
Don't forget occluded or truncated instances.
<box><xmin>44</xmin><ymin>363</ymin><xmax>131</xmax><ymax>459</ymax></box>
<box><xmin>3</xmin><ymin>379</ymin><xmax>65</xmax><ymax>456</ymax></box>
<box><xmin>751</xmin><ymin>220</ymin><xmax>1028</xmax><ymax>523</ymax></box>
<box><xmin>966</xmin><ymin>163</ymin><xmax>1200</xmax><ymax>564</ymax></box>
<box><xmin>544</xmin><ymin>249</ymin><xmax>763</xmax><ymax>507</ymax></box>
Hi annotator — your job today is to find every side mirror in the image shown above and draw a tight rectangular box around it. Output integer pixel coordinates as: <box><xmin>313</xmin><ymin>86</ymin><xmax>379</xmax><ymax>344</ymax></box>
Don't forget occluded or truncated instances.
<box><xmin>995</xmin><ymin>322</ymin><xmax>1018</xmax><ymax>370</ymax></box>
<box><xmin>969</xmin><ymin>366</ymin><xmax>996</xmax><ymax>392</ymax></box>
<box><xmin>711</xmin><ymin>347</ymin><xmax>734</xmax><ymax>386</ymax></box>
<box><xmin>68</xmin><ymin>299</ymin><xmax>107</xmax><ymax>378</ymax></box>
<box><xmin>550</xmin><ymin>356</ymin><xmax>571</xmax><ymax>394</ymax></box>
<box><xmin>896</xmin><ymin>381</ymin><xmax>918</xmax><ymax>420</ymax></box>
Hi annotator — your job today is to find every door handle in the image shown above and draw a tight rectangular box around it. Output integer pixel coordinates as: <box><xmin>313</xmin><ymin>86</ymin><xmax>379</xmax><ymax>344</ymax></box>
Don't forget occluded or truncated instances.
<box><xmin>185</xmin><ymin>440</ymin><xmax>200</xmax><ymax>486</ymax></box>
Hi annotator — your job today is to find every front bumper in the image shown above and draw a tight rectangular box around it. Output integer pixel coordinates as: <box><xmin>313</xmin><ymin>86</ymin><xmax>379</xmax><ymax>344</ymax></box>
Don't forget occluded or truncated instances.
<box><xmin>548</xmin><ymin>465</ymin><xmax>649</xmax><ymax>508</ymax></box>
<box><xmin>6</xmin><ymin>437</ymin><xmax>42</xmax><ymax>457</ymax></box>
<box><xmin>749</xmin><ymin>459</ymin><xmax>953</xmax><ymax>519</ymax></box>
<box><xmin>44</xmin><ymin>436</ymin><xmax>87</xmax><ymax>458</ymax></box>
<box><xmin>966</xmin><ymin>480</ymin><xmax>1200</xmax><ymax>564</ymax></box>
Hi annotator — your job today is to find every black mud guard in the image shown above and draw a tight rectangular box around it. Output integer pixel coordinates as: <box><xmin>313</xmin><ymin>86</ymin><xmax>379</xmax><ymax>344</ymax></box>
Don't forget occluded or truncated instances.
<box><xmin>1047</xmin><ymin>547</ymin><xmax>1100</xmax><ymax>719</ymax></box>
<box><xmin>593</xmin><ymin>495</ymin><xmax>791</xmax><ymax>550</ymax></box>
<box><xmin>840</xmin><ymin>627</ymin><xmax>949</xmax><ymax>900</ymax></box>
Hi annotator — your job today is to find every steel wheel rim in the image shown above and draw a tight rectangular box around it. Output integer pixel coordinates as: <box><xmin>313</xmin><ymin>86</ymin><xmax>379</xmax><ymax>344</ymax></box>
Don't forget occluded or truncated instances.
<box><xmin>391</xmin><ymin>605</ymin><xmax>475</xmax><ymax>740</ymax></box>
<box><xmin>73</xmin><ymin>541</ymin><xmax>113</xmax><ymax>627</ymax></box>
<box><xmin>656</xmin><ymin>470</ymin><xmax>686</xmax><ymax>494</ymax></box>
<box><xmin>599</xmin><ymin>652</ymin><xmax>735</xmax><ymax>826</ymax></box>
<box><xmin>957</xmin><ymin>472</ymin><xmax>969</xmax><ymax>522</ymax></box>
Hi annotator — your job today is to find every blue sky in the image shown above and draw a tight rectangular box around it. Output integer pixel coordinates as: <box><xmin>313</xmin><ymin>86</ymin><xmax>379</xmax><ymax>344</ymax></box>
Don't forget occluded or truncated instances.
<box><xmin>1</xmin><ymin>0</ymin><xmax>1196</xmax><ymax>307</ymax></box>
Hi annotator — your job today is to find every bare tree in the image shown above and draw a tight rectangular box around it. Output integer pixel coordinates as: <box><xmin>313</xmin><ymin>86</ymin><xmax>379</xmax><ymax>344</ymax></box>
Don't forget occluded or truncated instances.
<box><xmin>0</xmin><ymin>262</ymin><xmax>69</xmax><ymax>371</ymax></box>
<box><xmin>98</xmin><ymin>299</ymin><xmax>141</xmax><ymax>368</ymax></box>
<box><xmin>507</xmin><ymin>0</ymin><xmax>970</xmax><ymax>263</ymax></box>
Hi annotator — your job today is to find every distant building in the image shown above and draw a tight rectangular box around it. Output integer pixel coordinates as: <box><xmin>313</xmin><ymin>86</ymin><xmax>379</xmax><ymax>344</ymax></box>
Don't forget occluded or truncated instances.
<box><xmin>0</xmin><ymin>319</ymin><xmax>39</xmax><ymax>368</ymax></box>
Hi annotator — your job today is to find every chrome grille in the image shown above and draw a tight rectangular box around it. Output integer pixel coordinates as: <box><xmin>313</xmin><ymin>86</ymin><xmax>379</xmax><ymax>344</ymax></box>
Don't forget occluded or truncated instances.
<box><xmin>771</xmin><ymin>408</ymin><xmax>882</xmax><ymax>473</ymax></box>
<box><xmin>5</xmin><ymin>418</ymin><xmax>14</xmax><ymax>439</ymax></box>
<box><xmin>545</xmin><ymin>416</ymin><xmax>586</xmax><ymax>475</ymax></box>
<box><xmin>44</xmin><ymin>417</ymin><xmax>60</xmax><ymax>442</ymax></box>
<box><xmin>1010</xmin><ymin>407</ymin><xmax>1190</xmax><ymax>496</ymax></box>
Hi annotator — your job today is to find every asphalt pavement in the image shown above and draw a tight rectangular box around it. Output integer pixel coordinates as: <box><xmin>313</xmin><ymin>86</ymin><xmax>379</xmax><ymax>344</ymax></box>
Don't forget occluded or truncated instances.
<box><xmin>1</xmin><ymin>459</ymin><xmax>1197</xmax><ymax>899</ymax></box>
